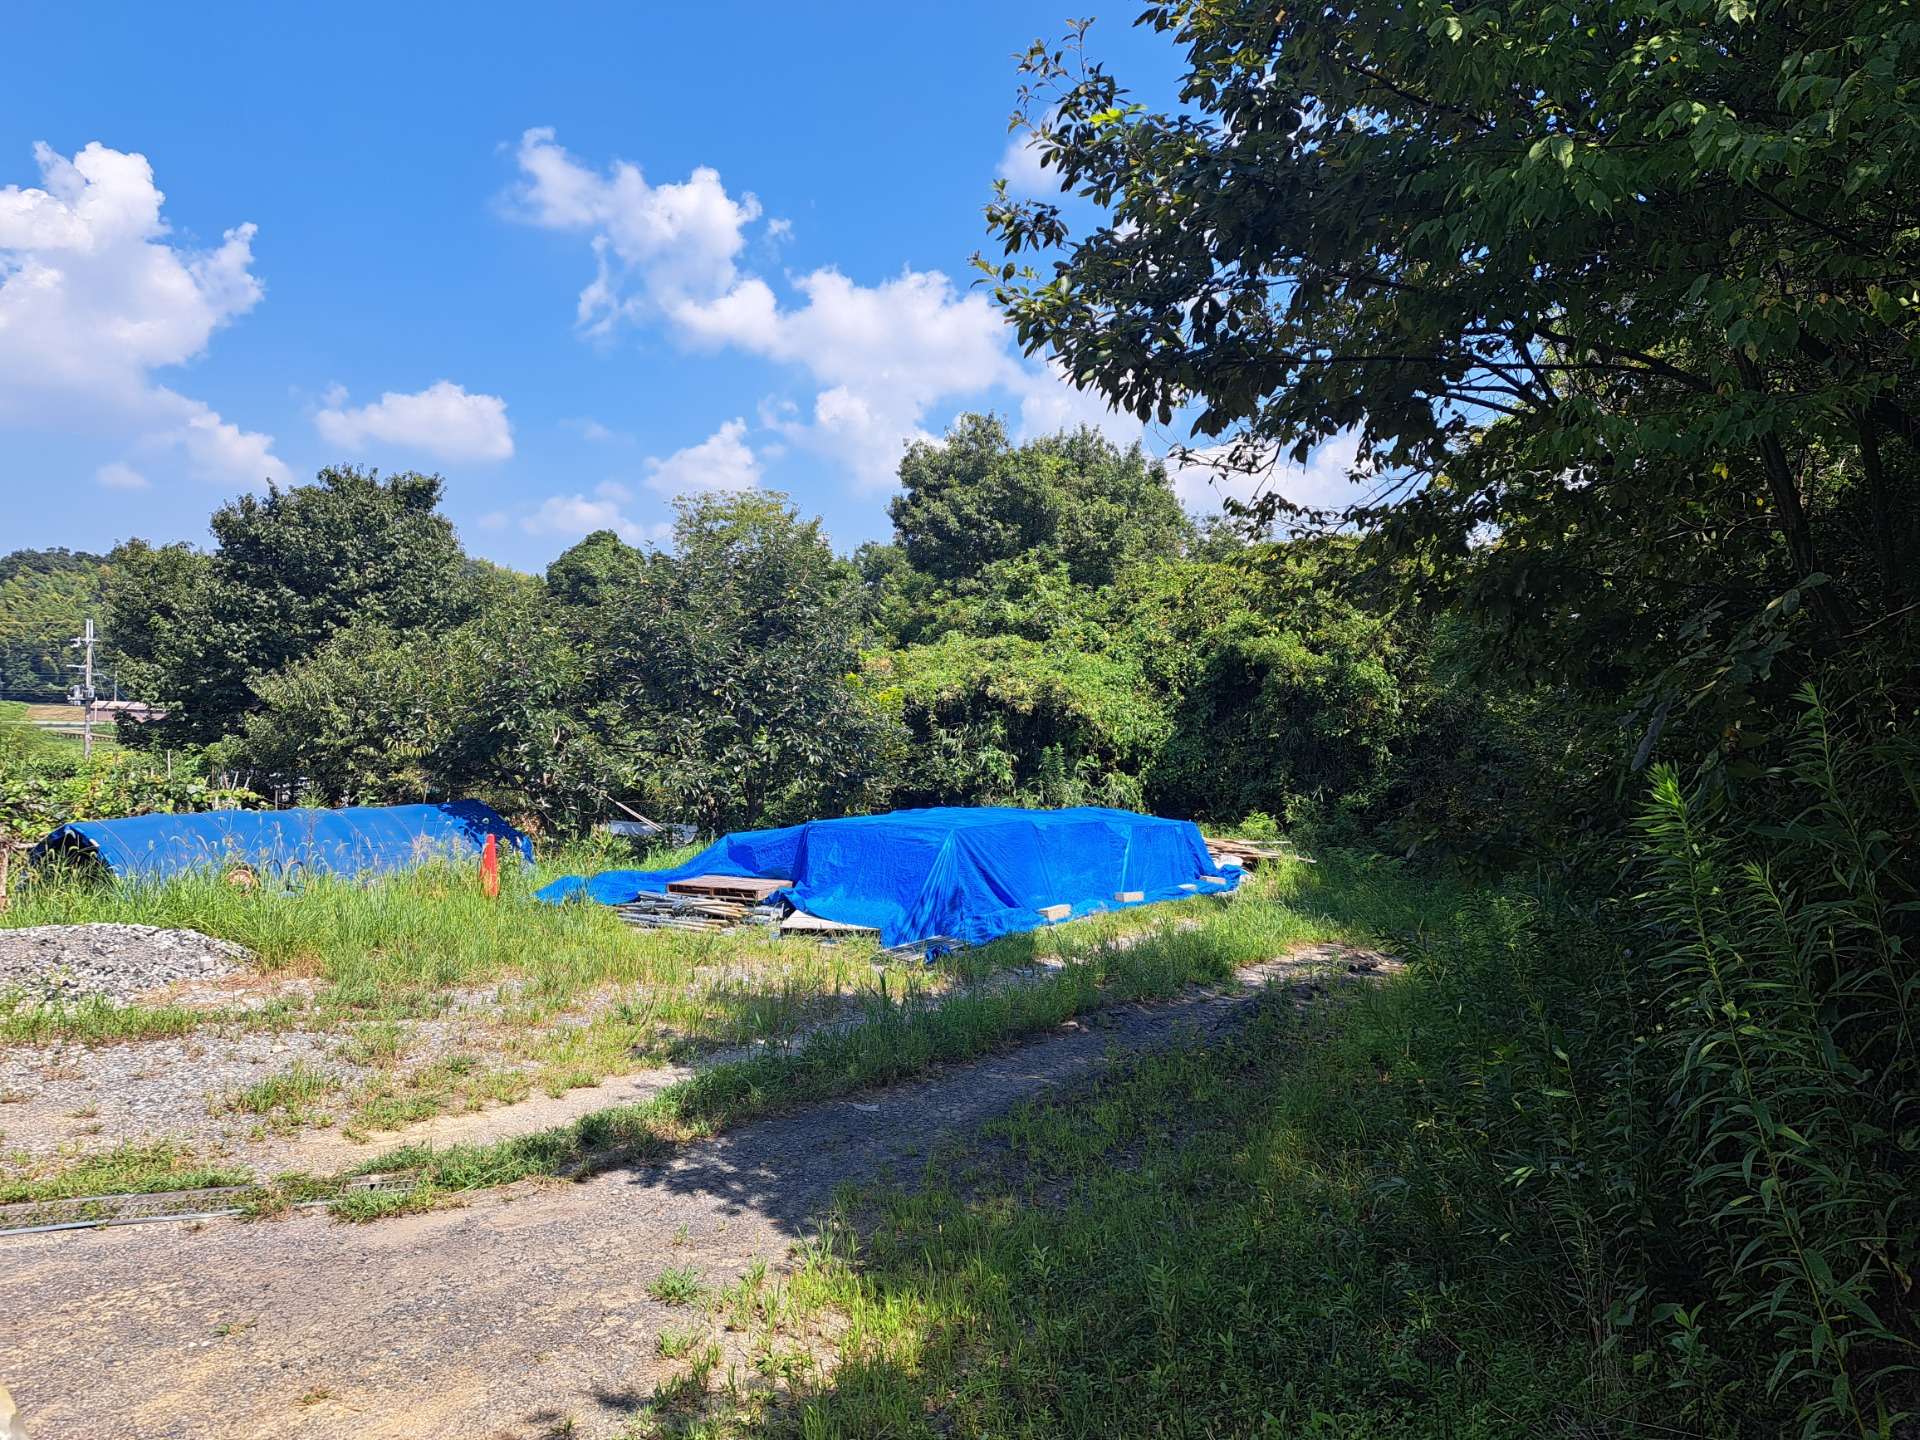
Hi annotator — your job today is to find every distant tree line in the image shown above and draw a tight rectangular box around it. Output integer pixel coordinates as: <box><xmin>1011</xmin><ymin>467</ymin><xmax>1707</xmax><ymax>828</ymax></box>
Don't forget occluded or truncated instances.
<box><xmin>55</xmin><ymin>424</ymin><xmax>1487</xmax><ymax>847</ymax></box>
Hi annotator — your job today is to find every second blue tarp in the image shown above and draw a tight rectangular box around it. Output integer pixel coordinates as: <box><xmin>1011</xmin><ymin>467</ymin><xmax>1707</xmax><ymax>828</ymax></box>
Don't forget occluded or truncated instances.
<box><xmin>32</xmin><ymin>800</ymin><xmax>532</xmax><ymax>883</ymax></box>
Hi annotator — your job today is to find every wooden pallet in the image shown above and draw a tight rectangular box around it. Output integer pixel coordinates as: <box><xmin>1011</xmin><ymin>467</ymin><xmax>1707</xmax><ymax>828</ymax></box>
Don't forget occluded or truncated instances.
<box><xmin>665</xmin><ymin>873</ymin><xmax>791</xmax><ymax>902</ymax></box>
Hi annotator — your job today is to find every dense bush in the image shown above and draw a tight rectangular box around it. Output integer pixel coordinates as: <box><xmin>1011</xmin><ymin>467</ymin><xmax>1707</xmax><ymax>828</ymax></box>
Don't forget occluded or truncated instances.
<box><xmin>1361</xmin><ymin>688</ymin><xmax>1919</xmax><ymax>1431</ymax></box>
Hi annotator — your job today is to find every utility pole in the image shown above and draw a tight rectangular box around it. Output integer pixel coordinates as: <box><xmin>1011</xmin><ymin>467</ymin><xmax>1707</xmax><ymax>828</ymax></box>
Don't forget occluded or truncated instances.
<box><xmin>69</xmin><ymin>618</ymin><xmax>97</xmax><ymax>760</ymax></box>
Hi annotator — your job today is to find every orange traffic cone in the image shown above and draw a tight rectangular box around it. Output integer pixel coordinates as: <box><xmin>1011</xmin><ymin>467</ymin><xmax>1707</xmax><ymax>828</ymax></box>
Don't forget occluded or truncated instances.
<box><xmin>480</xmin><ymin>833</ymin><xmax>500</xmax><ymax>900</ymax></box>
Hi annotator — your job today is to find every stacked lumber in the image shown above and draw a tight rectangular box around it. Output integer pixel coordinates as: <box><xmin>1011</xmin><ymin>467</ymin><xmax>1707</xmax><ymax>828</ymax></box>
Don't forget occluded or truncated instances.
<box><xmin>614</xmin><ymin>890</ymin><xmax>785</xmax><ymax>934</ymax></box>
<box><xmin>1205</xmin><ymin>836</ymin><xmax>1311</xmax><ymax>870</ymax></box>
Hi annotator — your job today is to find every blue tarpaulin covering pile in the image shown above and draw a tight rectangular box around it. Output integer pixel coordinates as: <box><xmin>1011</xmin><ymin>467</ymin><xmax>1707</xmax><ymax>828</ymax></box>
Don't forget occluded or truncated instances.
<box><xmin>537</xmin><ymin>805</ymin><xmax>1238</xmax><ymax>947</ymax></box>
<box><xmin>31</xmin><ymin>801</ymin><xmax>532</xmax><ymax>884</ymax></box>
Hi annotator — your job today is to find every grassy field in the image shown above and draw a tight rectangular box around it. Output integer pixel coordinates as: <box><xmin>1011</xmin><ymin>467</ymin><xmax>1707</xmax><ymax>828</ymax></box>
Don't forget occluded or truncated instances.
<box><xmin>1</xmin><ymin>846</ymin><xmax>1773</xmax><ymax>1436</ymax></box>
<box><xmin>4</xmin><ymin>845</ymin><xmax>927</xmax><ymax>1136</ymax></box>
<box><xmin>9</xmin><ymin>701</ymin><xmax>121</xmax><ymax>750</ymax></box>
<box><xmin>575</xmin><ymin>968</ymin><xmax>1648</xmax><ymax>1439</ymax></box>
<box><xmin>1</xmin><ymin>845</ymin><xmax>1441</xmax><ymax>1205</ymax></box>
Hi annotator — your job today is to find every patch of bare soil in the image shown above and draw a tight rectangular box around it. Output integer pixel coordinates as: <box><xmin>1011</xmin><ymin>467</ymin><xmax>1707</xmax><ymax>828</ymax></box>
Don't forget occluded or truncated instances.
<box><xmin>0</xmin><ymin>943</ymin><xmax>1389</xmax><ymax>1440</ymax></box>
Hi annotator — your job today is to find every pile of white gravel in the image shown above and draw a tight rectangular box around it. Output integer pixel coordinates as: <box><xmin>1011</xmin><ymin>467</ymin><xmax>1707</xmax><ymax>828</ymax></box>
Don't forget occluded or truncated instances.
<box><xmin>0</xmin><ymin>923</ymin><xmax>250</xmax><ymax>1005</ymax></box>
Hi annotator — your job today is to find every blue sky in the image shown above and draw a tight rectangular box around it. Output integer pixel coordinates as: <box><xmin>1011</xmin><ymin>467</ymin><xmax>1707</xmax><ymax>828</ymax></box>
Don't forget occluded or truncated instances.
<box><xmin>2</xmin><ymin>5</ymin><xmax>1347</xmax><ymax>570</ymax></box>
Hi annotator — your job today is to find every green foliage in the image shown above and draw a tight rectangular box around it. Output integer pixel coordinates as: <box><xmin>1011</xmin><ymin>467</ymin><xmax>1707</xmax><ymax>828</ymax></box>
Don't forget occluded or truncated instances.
<box><xmin>544</xmin><ymin>528</ymin><xmax>645</xmax><ymax>609</ymax></box>
<box><xmin>0</xmin><ymin>548</ymin><xmax>109</xmax><ymax>701</ymax></box>
<box><xmin>873</xmin><ymin>633</ymin><xmax>1162</xmax><ymax>809</ymax></box>
<box><xmin>0</xmin><ymin>704</ymin><xmax>252</xmax><ymax>841</ymax></box>
<box><xmin>232</xmin><ymin>587</ymin><xmax>620</xmax><ymax>832</ymax></box>
<box><xmin>604</xmin><ymin>490</ymin><xmax>902</xmax><ymax>833</ymax></box>
<box><xmin>863</xmin><ymin>508</ymin><xmax>1409</xmax><ymax>825</ymax></box>
<box><xmin>987</xmin><ymin>2</ymin><xmax>1919</xmax><ymax>728</ymax></box>
<box><xmin>1631</xmin><ymin>692</ymin><xmax>1918</xmax><ymax>1433</ymax></box>
<box><xmin>104</xmin><ymin>467</ymin><xmax>464</xmax><ymax>747</ymax></box>
<box><xmin>1341</xmin><ymin>689</ymin><xmax>1919</xmax><ymax>1434</ymax></box>
<box><xmin>890</xmin><ymin>413</ymin><xmax>1193</xmax><ymax>587</ymax></box>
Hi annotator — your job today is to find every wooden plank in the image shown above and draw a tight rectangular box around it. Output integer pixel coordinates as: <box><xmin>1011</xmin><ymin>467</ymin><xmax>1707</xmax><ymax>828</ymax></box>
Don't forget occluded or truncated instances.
<box><xmin>1037</xmin><ymin>903</ymin><xmax>1072</xmax><ymax>922</ymax></box>
<box><xmin>1113</xmin><ymin>890</ymin><xmax>1145</xmax><ymax>903</ymax></box>
<box><xmin>665</xmin><ymin>874</ymin><xmax>790</xmax><ymax>901</ymax></box>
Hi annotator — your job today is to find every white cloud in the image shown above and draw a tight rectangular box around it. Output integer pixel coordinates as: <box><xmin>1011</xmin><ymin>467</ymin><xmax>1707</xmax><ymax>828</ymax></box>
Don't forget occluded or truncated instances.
<box><xmin>510</xmin><ymin>127</ymin><xmax>760</xmax><ymax>336</ymax></box>
<box><xmin>1011</xmin><ymin>358</ymin><xmax>1142</xmax><ymax>448</ymax></box>
<box><xmin>96</xmin><ymin>461</ymin><xmax>148</xmax><ymax>490</ymax></box>
<box><xmin>516</xmin><ymin>132</ymin><xmax>1328</xmax><ymax>498</ymax></box>
<box><xmin>644</xmin><ymin>417</ymin><xmax>760</xmax><ymax>495</ymax></box>
<box><xmin>1169</xmin><ymin>430</ymin><xmax>1366</xmax><ymax>521</ymax></box>
<box><xmin>0</xmin><ymin>140</ymin><xmax>288</xmax><ymax>484</ymax></box>
<box><xmin>315</xmin><ymin>380</ymin><xmax>514</xmax><ymax>462</ymax></box>
<box><xmin>520</xmin><ymin>479</ymin><xmax>667</xmax><ymax>547</ymax></box>
<box><xmin>680</xmin><ymin>266</ymin><xmax>1024</xmax><ymax>491</ymax></box>
<box><xmin>997</xmin><ymin>114</ymin><xmax>1061</xmax><ymax>198</ymax></box>
<box><xmin>508</xmin><ymin>132</ymin><xmax>1059</xmax><ymax>494</ymax></box>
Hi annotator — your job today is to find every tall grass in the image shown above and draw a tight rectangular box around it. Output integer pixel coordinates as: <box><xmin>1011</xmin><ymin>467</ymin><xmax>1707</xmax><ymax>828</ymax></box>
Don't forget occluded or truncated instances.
<box><xmin>327</xmin><ymin>858</ymin><xmax>1444</xmax><ymax>1208</ymax></box>
<box><xmin>618</xmin><ymin>700</ymin><xmax>1912</xmax><ymax>1437</ymax></box>
<box><xmin>1632</xmin><ymin>689</ymin><xmax>1918</xmax><ymax>1435</ymax></box>
<box><xmin>1306</xmin><ymin>687</ymin><xmax>1920</xmax><ymax>1437</ymax></box>
<box><xmin>1</xmin><ymin>856</ymin><xmax>890</xmax><ymax>1043</ymax></box>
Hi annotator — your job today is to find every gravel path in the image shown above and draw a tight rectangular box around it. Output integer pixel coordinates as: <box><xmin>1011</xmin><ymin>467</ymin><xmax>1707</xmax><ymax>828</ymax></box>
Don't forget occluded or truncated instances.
<box><xmin>0</xmin><ymin>1028</ymin><xmax>364</xmax><ymax>1161</ymax></box>
<box><xmin>0</xmin><ymin>950</ymin><xmax>1377</xmax><ymax>1440</ymax></box>
<box><xmin>0</xmin><ymin>925</ymin><xmax>247</xmax><ymax>1004</ymax></box>
<box><xmin>0</xmin><ymin>954</ymin><xmax>1075</xmax><ymax>1172</ymax></box>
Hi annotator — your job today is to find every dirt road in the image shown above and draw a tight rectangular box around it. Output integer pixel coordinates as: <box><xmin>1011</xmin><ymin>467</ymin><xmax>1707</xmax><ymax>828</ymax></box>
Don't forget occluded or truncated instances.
<box><xmin>1</xmin><ymin>956</ymin><xmax>1356</xmax><ymax>1439</ymax></box>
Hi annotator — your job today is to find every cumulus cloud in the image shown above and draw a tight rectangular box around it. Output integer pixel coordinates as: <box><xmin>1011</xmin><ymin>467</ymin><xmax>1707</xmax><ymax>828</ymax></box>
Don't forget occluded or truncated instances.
<box><xmin>509</xmin><ymin>131</ymin><xmax>1245</xmax><ymax>496</ymax></box>
<box><xmin>315</xmin><ymin>380</ymin><xmax>514</xmax><ymax>462</ymax></box>
<box><xmin>1011</xmin><ymin>358</ymin><xmax>1141</xmax><ymax>448</ymax></box>
<box><xmin>510</xmin><ymin>127</ymin><xmax>760</xmax><ymax>336</ymax></box>
<box><xmin>681</xmin><ymin>266</ymin><xmax>1025</xmax><ymax>490</ymax></box>
<box><xmin>520</xmin><ymin>480</ymin><xmax>668</xmax><ymax>547</ymax></box>
<box><xmin>644</xmin><ymin>417</ymin><xmax>760</xmax><ymax>495</ymax></box>
<box><xmin>0</xmin><ymin>139</ymin><xmax>288</xmax><ymax>483</ymax></box>
<box><xmin>507</xmin><ymin>131</ymin><xmax>1069</xmax><ymax>493</ymax></box>
<box><xmin>1169</xmin><ymin>430</ymin><xmax>1367</xmax><ymax>522</ymax></box>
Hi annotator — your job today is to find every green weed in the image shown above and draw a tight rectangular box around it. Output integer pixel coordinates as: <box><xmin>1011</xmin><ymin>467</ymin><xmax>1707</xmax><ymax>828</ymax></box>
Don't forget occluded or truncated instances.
<box><xmin>0</xmin><ymin>1140</ymin><xmax>249</xmax><ymax>1204</ymax></box>
<box><xmin>649</xmin><ymin>1264</ymin><xmax>707</xmax><ymax>1306</ymax></box>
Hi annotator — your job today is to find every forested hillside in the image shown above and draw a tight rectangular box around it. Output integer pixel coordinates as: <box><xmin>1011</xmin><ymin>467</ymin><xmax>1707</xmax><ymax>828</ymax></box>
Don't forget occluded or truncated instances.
<box><xmin>0</xmin><ymin>548</ymin><xmax>112</xmax><ymax>702</ymax></box>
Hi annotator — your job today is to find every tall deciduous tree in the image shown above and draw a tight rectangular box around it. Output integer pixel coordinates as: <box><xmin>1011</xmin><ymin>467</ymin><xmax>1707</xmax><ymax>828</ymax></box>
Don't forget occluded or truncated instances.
<box><xmin>986</xmin><ymin>3</ymin><xmax>1919</xmax><ymax>743</ymax></box>
<box><xmin>104</xmin><ymin>467</ymin><xmax>464</xmax><ymax>746</ymax></box>
<box><xmin>0</xmin><ymin>549</ymin><xmax>110</xmax><ymax>701</ymax></box>
<box><xmin>607</xmin><ymin>492</ymin><xmax>900</xmax><ymax>833</ymax></box>
<box><xmin>891</xmin><ymin>413</ymin><xmax>1194</xmax><ymax>588</ymax></box>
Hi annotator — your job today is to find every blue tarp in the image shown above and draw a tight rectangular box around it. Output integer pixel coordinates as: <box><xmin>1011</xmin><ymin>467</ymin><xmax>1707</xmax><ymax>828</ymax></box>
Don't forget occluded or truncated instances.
<box><xmin>537</xmin><ymin>805</ymin><xmax>1238</xmax><ymax>947</ymax></box>
<box><xmin>31</xmin><ymin>801</ymin><xmax>532</xmax><ymax>884</ymax></box>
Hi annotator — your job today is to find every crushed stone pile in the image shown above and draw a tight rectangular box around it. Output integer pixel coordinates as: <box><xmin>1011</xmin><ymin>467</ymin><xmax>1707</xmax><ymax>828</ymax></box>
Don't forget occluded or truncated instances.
<box><xmin>0</xmin><ymin>924</ymin><xmax>251</xmax><ymax>1005</ymax></box>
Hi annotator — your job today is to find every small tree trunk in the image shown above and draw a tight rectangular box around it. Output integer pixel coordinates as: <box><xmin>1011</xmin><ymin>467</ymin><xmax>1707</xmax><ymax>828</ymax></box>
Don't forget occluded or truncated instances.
<box><xmin>1856</xmin><ymin>412</ymin><xmax>1901</xmax><ymax>605</ymax></box>
<box><xmin>1735</xmin><ymin>352</ymin><xmax>1852</xmax><ymax>637</ymax></box>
